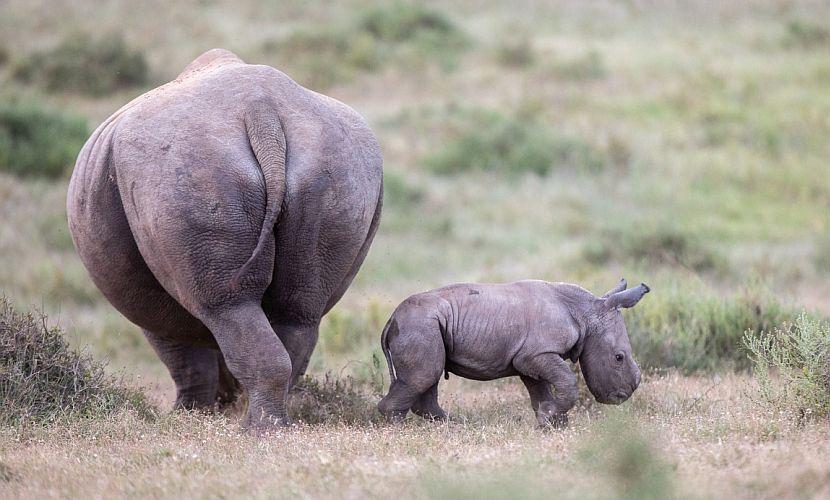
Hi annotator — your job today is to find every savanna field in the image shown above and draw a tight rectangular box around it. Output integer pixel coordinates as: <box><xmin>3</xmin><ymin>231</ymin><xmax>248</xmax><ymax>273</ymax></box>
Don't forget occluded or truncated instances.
<box><xmin>1</xmin><ymin>1</ymin><xmax>830</xmax><ymax>498</ymax></box>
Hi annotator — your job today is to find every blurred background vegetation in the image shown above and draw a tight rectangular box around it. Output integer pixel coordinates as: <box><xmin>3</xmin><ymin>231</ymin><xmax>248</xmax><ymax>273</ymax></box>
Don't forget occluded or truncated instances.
<box><xmin>0</xmin><ymin>0</ymin><xmax>828</xmax><ymax>402</ymax></box>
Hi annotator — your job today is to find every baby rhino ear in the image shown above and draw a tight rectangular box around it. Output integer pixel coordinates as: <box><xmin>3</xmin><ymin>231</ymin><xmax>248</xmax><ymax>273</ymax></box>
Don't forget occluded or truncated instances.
<box><xmin>601</xmin><ymin>278</ymin><xmax>627</xmax><ymax>298</ymax></box>
<box><xmin>604</xmin><ymin>283</ymin><xmax>650</xmax><ymax>309</ymax></box>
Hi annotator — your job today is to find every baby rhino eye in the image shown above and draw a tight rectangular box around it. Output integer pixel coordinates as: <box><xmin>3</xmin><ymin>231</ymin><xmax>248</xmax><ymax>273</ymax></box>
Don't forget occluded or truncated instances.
<box><xmin>615</xmin><ymin>352</ymin><xmax>625</xmax><ymax>363</ymax></box>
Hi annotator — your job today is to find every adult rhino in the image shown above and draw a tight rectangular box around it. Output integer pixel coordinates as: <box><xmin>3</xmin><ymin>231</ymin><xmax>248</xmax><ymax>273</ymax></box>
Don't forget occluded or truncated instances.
<box><xmin>67</xmin><ymin>49</ymin><xmax>383</xmax><ymax>430</ymax></box>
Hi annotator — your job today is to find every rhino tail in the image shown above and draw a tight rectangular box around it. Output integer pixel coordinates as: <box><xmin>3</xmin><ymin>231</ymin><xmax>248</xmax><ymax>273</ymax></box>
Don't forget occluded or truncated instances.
<box><xmin>381</xmin><ymin>315</ymin><xmax>398</xmax><ymax>382</ymax></box>
<box><xmin>230</xmin><ymin>99</ymin><xmax>288</xmax><ymax>292</ymax></box>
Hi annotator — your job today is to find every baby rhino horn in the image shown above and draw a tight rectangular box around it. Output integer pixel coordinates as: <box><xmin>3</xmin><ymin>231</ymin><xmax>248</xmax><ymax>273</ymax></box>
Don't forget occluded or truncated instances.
<box><xmin>604</xmin><ymin>283</ymin><xmax>650</xmax><ymax>309</ymax></box>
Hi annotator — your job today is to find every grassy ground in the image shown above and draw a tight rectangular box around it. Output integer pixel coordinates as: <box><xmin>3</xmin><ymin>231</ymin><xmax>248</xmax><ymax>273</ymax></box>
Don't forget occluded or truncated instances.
<box><xmin>2</xmin><ymin>375</ymin><xmax>829</xmax><ymax>498</ymax></box>
<box><xmin>1</xmin><ymin>0</ymin><xmax>829</xmax><ymax>498</ymax></box>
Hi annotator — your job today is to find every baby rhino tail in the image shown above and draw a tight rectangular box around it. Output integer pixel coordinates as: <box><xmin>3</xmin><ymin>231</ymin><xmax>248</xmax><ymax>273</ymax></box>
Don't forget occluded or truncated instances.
<box><xmin>380</xmin><ymin>316</ymin><xmax>398</xmax><ymax>382</ymax></box>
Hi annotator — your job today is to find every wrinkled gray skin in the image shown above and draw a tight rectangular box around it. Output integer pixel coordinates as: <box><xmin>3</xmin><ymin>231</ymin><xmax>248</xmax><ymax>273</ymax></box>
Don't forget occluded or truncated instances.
<box><xmin>378</xmin><ymin>279</ymin><xmax>649</xmax><ymax>428</ymax></box>
<box><xmin>67</xmin><ymin>49</ymin><xmax>383</xmax><ymax>430</ymax></box>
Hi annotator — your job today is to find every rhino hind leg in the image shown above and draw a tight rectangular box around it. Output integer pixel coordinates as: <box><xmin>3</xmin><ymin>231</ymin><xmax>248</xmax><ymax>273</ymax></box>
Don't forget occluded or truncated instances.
<box><xmin>216</xmin><ymin>353</ymin><xmax>242</xmax><ymax>408</ymax></box>
<box><xmin>144</xmin><ymin>330</ymin><xmax>240</xmax><ymax>410</ymax></box>
<box><xmin>200</xmin><ymin>303</ymin><xmax>293</xmax><ymax>430</ymax></box>
<box><xmin>269</xmin><ymin>321</ymin><xmax>320</xmax><ymax>389</ymax></box>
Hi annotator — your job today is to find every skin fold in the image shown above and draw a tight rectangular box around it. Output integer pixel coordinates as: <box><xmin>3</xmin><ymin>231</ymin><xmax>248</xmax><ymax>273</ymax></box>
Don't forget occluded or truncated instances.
<box><xmin>378</xmin><ymin>279</ymin><xmax>649</xmax><ymax>428</ymax></box>
<box><xmin>67</xmin><ymin>49</ymin><xmax>383</xmax><ymax>430</ymax></box>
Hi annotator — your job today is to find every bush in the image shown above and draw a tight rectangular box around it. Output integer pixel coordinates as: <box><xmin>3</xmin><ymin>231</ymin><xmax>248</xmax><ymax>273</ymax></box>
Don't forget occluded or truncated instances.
<box><xmin>813</xmin><ymin>229</ymin><xmax>830</xmax><ymax>272</ymax></box>
<box><xmin>0</xmin><ymin>100</ymin><xmax>89</xmax><ymax>178</ymax></box>
<box><xmin>15</xmin><ymin>33</ymin><xmax>149</xmax><ymax>96</ymax></box>
<box><xmin>357</xmin><ymin>3</ymin><xmax>456</xmax><ymax>43</ymax></box>
<box><xmin>495</xmin><ymin>36</ymin><xmax>536</xmax><ymax>68</ymax></box>
<box><xmin>424</xmin><ymin>108</ymin><xmax>605</xmax><ymax>176</ymax></box>
<box><xmin>265</xmin><ymin>3</ymin><xmax>466</xmax><ymax>89</ymax></box>
<box><xmin>319</xmin><ymin>303</ymin><xmax>386</xmax><ymax>356</ymax></box>
<box><xmin>0</xmin><ymin>297</ymin><xmax>156</xmax><ymax>426</ymax></box>
<box><xmin>783</xmin><ymin>20</ymin><xmax>830</xmax><ymax>49</ymax></box>
<box><xmin>582</xmin><ymin>224</ymin><xmax>722</xmax><ymax>273</ymax></box>
<box><xmin>268</xmin><ymin>29</ymin><xmax>380</xmax><ymax>90</ymax></box>
<box><xmin>545</xmin><ymin>50</ymin><xmax>606</xmax><ymax>81</ymax></box>
<box><xmin>383</xmin><ymin>168</ymin><xmax>424</xmax><ymax>208</ymax></box>
<box><xmin>626</xmin><ymin>285</ymin><xmax>797</xmax><ymax>373</ymax></box>
<box><xmin>743</xmin><ymin>314</ymin><xmax>830</xmax><ymax>420</ymax></box>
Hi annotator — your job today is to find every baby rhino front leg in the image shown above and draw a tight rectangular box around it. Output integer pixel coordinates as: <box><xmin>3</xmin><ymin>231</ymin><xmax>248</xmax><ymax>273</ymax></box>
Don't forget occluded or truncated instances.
<box><xmin>516</xmin><ymin>354</ymin><xmax>578</xmax><ymax>429</ymax></box>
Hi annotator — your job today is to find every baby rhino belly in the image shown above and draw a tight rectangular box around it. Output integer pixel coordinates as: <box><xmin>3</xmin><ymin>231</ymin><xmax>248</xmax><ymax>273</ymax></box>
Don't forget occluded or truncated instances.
<box><xmin>445</xmin><ymin>331</ymin><xmax>520</xmax><ymax>380</ymax></box>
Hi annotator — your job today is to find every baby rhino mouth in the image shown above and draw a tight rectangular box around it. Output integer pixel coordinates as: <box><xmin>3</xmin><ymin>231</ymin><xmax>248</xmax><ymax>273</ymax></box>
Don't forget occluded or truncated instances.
<box><xmin>607</xmin><ymin>390</ymin><xmax>631</xmax><ymax>404</ymax></box>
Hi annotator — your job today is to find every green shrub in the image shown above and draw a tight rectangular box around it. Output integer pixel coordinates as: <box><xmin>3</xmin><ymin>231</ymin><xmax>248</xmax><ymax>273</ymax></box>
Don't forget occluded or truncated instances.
<box><xmin>424</xmin><ymin>108</ymin><xmax>605</xmax><ymax>176</ymax></box>
<box><xmin>495</xmin><ymin>36</ymin><xmax>536</xmax><ymax>68</ymax></box>
<box><xmin>265</xmin><ymin>3</ymin><xmax>465</xmax><ymax>89</ymax></box>
<box><xmin>0</xmin><ymin>297</ymin><xmax>156</xmax><ymax>426</ymax></box>
<box><xmin>15</xmin><ymin>33</ymin><xmax>149</xmax><ymax>96</ymax></box>
<box><xmin>358</xmin><ymin>3</ymin><xmax>456</xmax><ymax>42</ymax></box>
<box><xmin>582</xmin><ymin>224</ymin><xmax>721</xmax><ymax>273</ymax></box>
<box><xmin>627</xmin><ymin>286</ymin><xmax>797</xmax><ymax>372</ymax></box>
<box><xmin>319</xmin><ymin>303</ymin><xmax>386</xmax><ymax>356</ymax></box>
<box><xmin>813</xmin><ymin>229</ymin><xmax>830</xmax><ymax>272</ymax></box>
<box><xmin>743</xmin><ymin>314</ymin><xmax>830</xmax><ymax>419</ymax></box>
<box><xmin>383</xmin><ymin>168</ymin><xmax>424</xmax><ymax>208</ymax></box>
<box><xmin>267</xmin><ymin>29</ymin><xmax>381</xmax><ymax>90</ymax></box>
<box><xmin>0</xmin><ymin>100</ymin><xmax>89</xmax><ymax>178</ymax></box>
<box><xmin>783</xmin><ymin>20</ymin><xmax>830</xmax><ymax>48</ymax></box>
<box><xmin>545</xmin><ymin>50</ymin><xmax>606</xmax><ymax>81</ymax></box>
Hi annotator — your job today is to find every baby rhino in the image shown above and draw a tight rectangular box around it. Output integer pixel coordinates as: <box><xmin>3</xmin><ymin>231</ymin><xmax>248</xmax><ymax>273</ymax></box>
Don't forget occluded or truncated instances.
<box><xmin>378</xmin><ymin>279</ymin><xmax>649</xmax><ymax>427</ymax></box>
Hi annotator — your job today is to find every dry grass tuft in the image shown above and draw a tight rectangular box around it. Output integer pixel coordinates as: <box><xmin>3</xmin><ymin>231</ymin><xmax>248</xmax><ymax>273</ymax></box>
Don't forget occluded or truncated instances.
<box><xmin>0</xmin><ymin>296</ymin><xmax>156</xmax><ymax>426</ymax></box>
<box><xmin>288</xmin><ymin>373</ymin><xmax>382</xmax><ymax>425</ymax></box>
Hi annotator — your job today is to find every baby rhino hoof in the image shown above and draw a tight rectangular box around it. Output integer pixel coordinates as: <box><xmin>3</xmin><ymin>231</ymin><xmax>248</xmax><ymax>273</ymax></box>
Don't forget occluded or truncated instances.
<box><xmin>537</xmin><ymin>412</ymin><xmax>568</xmax><ymax>430</ymax></box>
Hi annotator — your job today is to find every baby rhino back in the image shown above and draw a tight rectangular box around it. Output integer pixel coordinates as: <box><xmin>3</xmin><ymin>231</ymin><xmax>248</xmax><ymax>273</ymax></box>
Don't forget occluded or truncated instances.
<box><xmin>387</xmin><ymin>281</ymin><xmax>561</xmax><ymax>381</ymax></box>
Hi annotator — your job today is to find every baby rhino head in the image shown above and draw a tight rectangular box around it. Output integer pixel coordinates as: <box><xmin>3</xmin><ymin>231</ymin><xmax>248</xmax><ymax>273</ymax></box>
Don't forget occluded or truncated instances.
<box><xmin>579</xmin><ymin>279</ymin><xmax>649</xmax><ymax>405</ymax></box>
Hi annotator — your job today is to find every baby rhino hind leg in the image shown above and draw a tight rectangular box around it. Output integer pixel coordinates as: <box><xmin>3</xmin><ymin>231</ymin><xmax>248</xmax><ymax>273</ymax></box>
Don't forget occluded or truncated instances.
<box><xmin>410</xmin><ymin>382</ymin><xmax>447</xmax><ymax>422</ymax></box>
<box><xmin>378</xmin><ymin>318</ymin><xmax>445</xmax><ymax>423</ymax></box>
